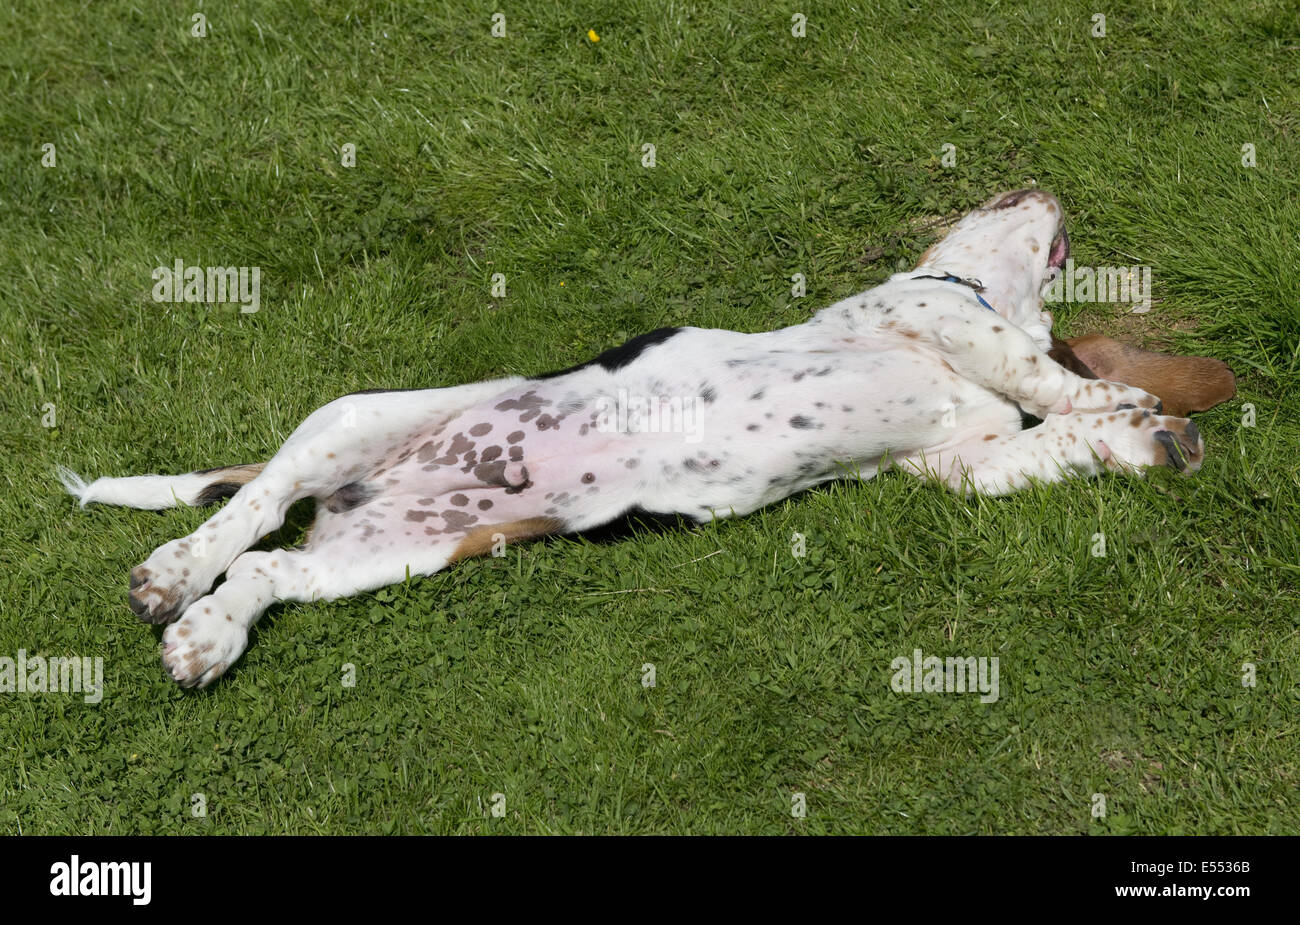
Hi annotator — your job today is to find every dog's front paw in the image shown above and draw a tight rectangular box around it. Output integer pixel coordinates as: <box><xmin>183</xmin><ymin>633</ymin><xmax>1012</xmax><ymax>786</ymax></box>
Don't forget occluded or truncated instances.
<box><xmin>129</xmin><ymin>537</ymin><xmax>212</xmax><ymax>624</ymax></box>
<box><xmin>1094</xmin><ymin>410</ymin><xmax>1203</xmax><ymax>474</ymax></box>
<box><xmin>1071</xmin><ymin>379</ymin><xmax>1162</xmax><ymax>414</ymax></box>
<box><xmin>1018</xmin><ymin>366</ymin><xmax>1077</xmax><ymax>417</ymax></box>
<box><xmin>161</xmin><ymin>600</ymin><xmax>249</xmax><ymax>688</ymax></box>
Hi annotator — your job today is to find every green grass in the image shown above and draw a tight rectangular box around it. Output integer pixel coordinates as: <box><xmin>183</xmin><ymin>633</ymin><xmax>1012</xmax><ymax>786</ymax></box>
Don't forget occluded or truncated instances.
<box><xmin>1</xmin><ymin>0</ymin><xmax>1298</xmax><ymax>834</ymax></box>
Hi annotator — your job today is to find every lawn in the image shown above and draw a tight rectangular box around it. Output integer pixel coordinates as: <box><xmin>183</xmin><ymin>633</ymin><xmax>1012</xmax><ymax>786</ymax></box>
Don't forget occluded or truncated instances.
<box><xmin>1</xmin><ymin>0</ymin><xmax>1297</xmax><ymax>834</ymax></box>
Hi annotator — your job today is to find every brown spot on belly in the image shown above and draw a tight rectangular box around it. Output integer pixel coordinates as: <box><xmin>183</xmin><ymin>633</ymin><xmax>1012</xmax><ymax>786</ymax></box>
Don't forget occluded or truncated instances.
<box><xmin>495</xmin><ymin>390</ymin><xmax>551</xmax><ymax>423</ymax></box>
<box><xmin>433</xmin><ymin>432</ymin><xmax>476</xmax><ymax>465</ymax></box>
<box><xmin>442</xmin><ymin>510</ymin><xmax>479</xmax><ymax>531</ymax></box>
<box><xmin>472</xmin><ymin>459</ymin><xmax>508</xmax><ymax>486</ymax></box>
<box><xmin>326</xmin><ymin>481</ymin><xmax>373</xmax><ymax>513</ymax></box>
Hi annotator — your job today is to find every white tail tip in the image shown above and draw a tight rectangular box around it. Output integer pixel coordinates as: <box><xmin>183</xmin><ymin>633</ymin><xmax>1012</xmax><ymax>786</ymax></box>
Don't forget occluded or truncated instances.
<box><xmin>56</xmin><ymin>465</ymin><xmax>92</xmax><ymax>507</ymax></box>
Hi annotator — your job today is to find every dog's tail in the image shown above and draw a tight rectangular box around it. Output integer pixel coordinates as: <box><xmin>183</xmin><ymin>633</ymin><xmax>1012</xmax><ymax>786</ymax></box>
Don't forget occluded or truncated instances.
<box><xmin>57</xmin><ymin>463</ymin><xmax>266</xmax><ymax>510</ymax></box>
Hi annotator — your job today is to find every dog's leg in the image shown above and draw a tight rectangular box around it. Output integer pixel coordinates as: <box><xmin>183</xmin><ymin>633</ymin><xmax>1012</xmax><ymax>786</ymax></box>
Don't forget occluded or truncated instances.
<box><xmin>898</xmin><ymin>409</ymin><xmax>1204</xmax><ymax>496</ymax></box>
<box><xmin>128</xmin><ymin>378</ymin><xmax>525</xmax><ymax>624</ymax></box>
<box><xmin>878</xmin><ymin>301</ymin><xmax>1160</xmax><ymax>417</ymax></box>
<box><xmin>159</xmin><ymin>516</ymin><xmax>560</xmax><ymax>687</ymax></box>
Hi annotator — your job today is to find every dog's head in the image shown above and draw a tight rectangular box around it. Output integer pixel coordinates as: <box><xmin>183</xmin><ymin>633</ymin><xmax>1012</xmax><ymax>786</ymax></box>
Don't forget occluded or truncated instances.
<box><xmin>902</xmin><ymin>189</ymin><xmax>1236</xmax><ymax>415</ymax></box>
<box><xmin>908</xmin><ymin>189</ymin><xmax>1069</xmax><ymax>347</ymax></box>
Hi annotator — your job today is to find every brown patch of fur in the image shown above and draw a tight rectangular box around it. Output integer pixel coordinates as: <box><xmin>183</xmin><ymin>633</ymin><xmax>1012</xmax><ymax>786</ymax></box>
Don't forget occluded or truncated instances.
<box><xmin>198</xmin><ymin>463</ymin><xmax>264</xmax><ymax>481</ymax></box>
<box><xmin>448</xmin><ymin>517</ymin><xmax>565</xmax><ymax>564</ymax></box>
<box><xmin>1065</xmin><ymin>334</ymin><xmax>1236</xmax><ymax>416</ymax></box>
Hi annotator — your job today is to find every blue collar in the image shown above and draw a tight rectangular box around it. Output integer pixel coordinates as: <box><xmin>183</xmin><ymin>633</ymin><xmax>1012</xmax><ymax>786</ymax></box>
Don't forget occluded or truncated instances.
<box><xmin>944</xmin><ymin>276</ymin><xmax>998</xmax><ymax>313</ymax></box>
<box><xmin>915</xmin><ymin>273</ymin><xmax>999</xmax><ymax>313</ymax></box>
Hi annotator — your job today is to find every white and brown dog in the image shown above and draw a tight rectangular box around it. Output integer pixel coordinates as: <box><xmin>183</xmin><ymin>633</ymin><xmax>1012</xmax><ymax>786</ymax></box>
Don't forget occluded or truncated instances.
<box><xmin>60</xmin><ymin>190</ymin><xmax>1230</xmax><ymax>688</ymax></box>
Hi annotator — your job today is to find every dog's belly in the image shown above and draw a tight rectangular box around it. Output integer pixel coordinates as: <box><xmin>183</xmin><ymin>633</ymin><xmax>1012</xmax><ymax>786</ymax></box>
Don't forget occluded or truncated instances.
<box><xmin>363</xmin><ymin>327</ymin><xmax>1022</xmax><ymax>531</ymax></box>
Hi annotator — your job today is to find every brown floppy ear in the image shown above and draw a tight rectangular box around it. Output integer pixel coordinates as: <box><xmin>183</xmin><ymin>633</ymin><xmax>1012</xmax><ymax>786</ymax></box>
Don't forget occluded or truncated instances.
<box><xmin>1055</xmin><ymin>334</ymin><xmax>1236</xmax><ymax>417</ymax></box>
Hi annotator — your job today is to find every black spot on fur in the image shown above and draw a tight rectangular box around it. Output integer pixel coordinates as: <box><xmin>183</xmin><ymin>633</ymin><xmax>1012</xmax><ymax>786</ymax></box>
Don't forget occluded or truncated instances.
<box><xmin>1047</xmin><ymin>336</ymin><xmax>1099</xmax><ymax>379</ymax></box>
<box><xmin>789</xmin><ymin>415</ymin><xmax>814</xmax><ymax>429</ymax></box>
<box><xmin>326</xmin><ymin>481</ymin><xmax>373</xmax><ymax>513</ymax></box>
<box><xmin>195</xmin><ymin>481</ymin><xmax>243</xmax><ymax>506</ymax></box>
<box><xmin>534</xmin><ymin>327</ymin><xmax>683</xmax><ymax>379</ymax></box>
<box><xmin>1019</xmin><ymin>409</ymin><xmax>1045</xmax><ymax>430</ymax></box>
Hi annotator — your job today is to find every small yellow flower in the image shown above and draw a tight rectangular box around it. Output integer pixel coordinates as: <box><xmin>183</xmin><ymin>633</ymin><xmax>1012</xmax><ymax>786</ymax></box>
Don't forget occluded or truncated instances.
<box><xmin>560</xmin><ymin>281</ymin><xmax>566</xmax><ymax>287</ymax></box>
<box><xmin>587</xmin><ymin>29</ymin><xmax>600</xmax><ymax>42</ymax></box>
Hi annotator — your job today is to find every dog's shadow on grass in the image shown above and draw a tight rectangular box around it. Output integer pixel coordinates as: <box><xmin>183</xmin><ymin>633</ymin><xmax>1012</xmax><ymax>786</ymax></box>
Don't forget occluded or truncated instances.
<box><xmin>571</xmin><ymin>509</ymin><xmax>692</xmax><ymax>546</ymax></box>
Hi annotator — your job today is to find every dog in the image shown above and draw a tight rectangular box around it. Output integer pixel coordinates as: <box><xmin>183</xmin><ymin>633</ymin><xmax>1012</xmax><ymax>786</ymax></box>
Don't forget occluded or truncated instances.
<box><xmin>59</xmin><ymin>189</ymin><xmax>1234</xmax><ymax>688</ymax></box>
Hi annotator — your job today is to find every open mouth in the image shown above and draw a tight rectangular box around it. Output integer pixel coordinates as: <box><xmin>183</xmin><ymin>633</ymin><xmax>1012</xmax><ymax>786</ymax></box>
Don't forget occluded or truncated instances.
<box><xmin>1048</xmin><ymin>225</ymin><xmax>1070</xmax><ymax>269</ymax></box>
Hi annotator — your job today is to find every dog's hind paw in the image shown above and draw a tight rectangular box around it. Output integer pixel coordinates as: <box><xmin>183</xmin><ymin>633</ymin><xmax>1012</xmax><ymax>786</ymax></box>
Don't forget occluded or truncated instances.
<box><xmin>161</xmin><ymin>600</ymin><xmax>249</xmax><ymax>688</ymax></box>
<box><xmin>129</xmin><ymin>536</ymin><xmax>215</xmax><ymax>623</ymax></box>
